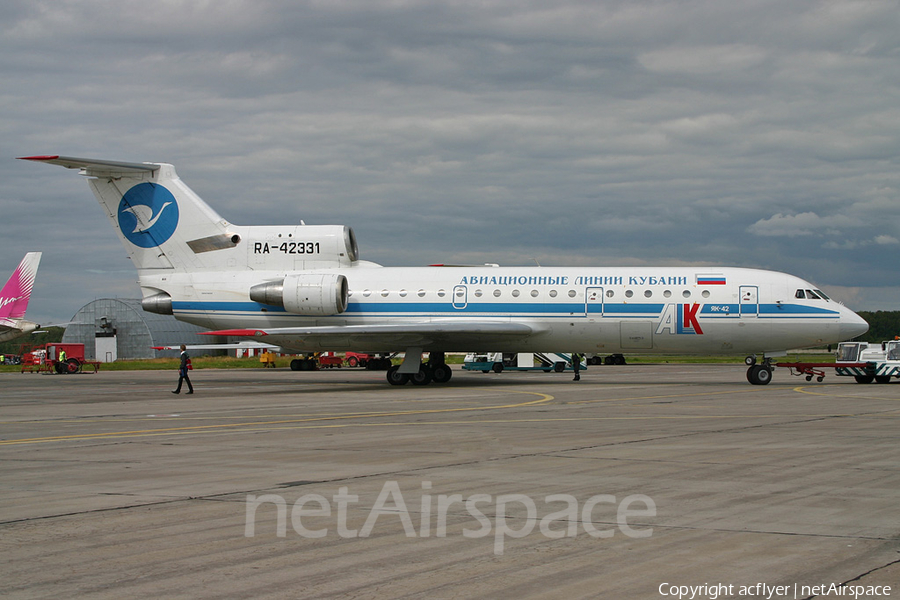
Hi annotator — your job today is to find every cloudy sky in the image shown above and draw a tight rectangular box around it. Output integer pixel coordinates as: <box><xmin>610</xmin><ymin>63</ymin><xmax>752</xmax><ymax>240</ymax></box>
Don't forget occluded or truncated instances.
<box><xmin>1</xmin><ymin>0</ymin><xmax>898</xmax><ymax>324</ymax></box>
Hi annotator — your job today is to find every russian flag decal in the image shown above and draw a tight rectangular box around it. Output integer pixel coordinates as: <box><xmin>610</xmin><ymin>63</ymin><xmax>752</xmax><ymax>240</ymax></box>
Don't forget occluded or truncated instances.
<box><xmin>697</xmin><ymin>274</ymin><xmax>726</xmax><ymax>285</ymax></box>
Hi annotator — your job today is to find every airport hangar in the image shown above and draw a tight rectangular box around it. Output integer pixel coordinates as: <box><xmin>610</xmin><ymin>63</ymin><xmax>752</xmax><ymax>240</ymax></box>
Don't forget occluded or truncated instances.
<box><xmin>61</xmin><ymin>298</ymin><xmax>224</xmax><ymax>361</ymax></box>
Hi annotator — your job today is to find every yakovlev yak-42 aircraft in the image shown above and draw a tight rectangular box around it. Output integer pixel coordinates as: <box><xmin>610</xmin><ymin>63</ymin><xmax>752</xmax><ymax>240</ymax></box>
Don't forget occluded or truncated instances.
<box><xmin>20</xmin><ymin>156</ymin><xmax>868</xmax><ymax>386</ymax></box>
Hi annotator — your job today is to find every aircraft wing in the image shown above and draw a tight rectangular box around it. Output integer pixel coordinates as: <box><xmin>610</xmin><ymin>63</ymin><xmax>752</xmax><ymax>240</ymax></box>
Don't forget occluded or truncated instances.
<box><xmin>203</xmin><ymin>321</ymin><xmax>540</xmax><ymax>352</ymax></box>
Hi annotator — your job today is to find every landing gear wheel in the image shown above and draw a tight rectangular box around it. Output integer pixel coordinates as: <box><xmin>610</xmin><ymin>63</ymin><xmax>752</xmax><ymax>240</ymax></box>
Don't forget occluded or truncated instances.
<box><xmin>386</xmin><ymin>365</ymin><xmax>409</xmax><ymax>386</ymax></box>
<box><xmin>745</xmin><ymin>355</ymin><xmax>757</xmax><ymax>366</ymax></box>
<box><xmin>747</xmin><ymin>364</ymin><xmax>773</xmax><ymax>385</ymax></box>
<box><xmin>410</xmin><ymin>365</ymin><xmax>433</xmax><ymax>386</ymax></box>
<box><xmin>431</xmin><ymin>364</ymin><xmax>452</xmax><ymax>384</ymax></box>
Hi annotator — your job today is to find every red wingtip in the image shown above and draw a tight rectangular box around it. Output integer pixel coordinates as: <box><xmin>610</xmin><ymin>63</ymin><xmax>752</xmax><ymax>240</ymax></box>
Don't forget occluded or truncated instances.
<box><xmin>17</xmin><ymin>155</ymin><xmax>60</xmax><ymax>161</ymax></box>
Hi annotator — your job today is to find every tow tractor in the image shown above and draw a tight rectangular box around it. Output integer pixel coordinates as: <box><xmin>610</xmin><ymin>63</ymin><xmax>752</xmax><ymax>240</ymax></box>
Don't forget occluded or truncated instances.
<box><xmin>463</xmin><ymin>352</ymin><xmax>586</xmax><ymax>373</ymax></box>
<box><xmin>833</xmin><ymin>339</ymin><xmax>900</xmax><ymax>384</ymax></box>
<box><xmin>20</xmin><ymin>343</ymin><xmax>101</xmax><ymax>374</ymax></box>
<box><xmin>768</xmin><ymin>339</ymin><xmax>900</xmax><ymax>384</ymax></box>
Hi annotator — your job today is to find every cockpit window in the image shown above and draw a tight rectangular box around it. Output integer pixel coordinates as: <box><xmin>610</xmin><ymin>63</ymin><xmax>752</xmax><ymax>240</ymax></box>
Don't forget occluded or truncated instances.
<box><xmin>795</xmin><ymin>289</ymin><xmax>805</xmax><ymax>299</ymax></box>
<box><xmin>814</xmin><ymin>289</ymin><xmax>830</xmax><ymax>300</ymax></box>
<box><xmin>805</xmin><ymin>289</ymin><xmax>823</xmax><ymax>300</ymax></box>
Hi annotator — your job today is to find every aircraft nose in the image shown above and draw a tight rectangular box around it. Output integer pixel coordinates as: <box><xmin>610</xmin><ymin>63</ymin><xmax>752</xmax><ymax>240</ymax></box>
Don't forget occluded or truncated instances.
<box><xmin>840</xmin><ymin>308</ymin><xmax>869</xmax><ymax>340</ymax></box>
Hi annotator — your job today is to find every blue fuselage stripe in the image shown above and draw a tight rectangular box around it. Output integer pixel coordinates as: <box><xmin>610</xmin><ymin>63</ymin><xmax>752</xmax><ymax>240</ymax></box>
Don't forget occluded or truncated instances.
<box><xmin>170</xmin><ymin>300</ymin><xmax>840</xmax><ymax>319</ymax></box>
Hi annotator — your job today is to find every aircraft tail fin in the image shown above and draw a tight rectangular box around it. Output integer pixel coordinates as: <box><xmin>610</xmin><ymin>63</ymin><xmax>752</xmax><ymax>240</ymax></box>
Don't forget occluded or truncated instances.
<box><xmin>19</xmin><ymin>156</ymin><xmax>234</xmax><ymax>273</ymax></box>
<box><xmin>0</xmin><ymin>252</ymin><xmax>41</xmax><ymax>323</ymax></box>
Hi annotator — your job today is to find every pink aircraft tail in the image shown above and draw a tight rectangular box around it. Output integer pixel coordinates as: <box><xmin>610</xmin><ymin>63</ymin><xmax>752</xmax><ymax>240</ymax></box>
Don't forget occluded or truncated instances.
<box><xmin>0</xmin><ymin>252</ymin><xmax>42</xmax><ymax>323</ymax></box>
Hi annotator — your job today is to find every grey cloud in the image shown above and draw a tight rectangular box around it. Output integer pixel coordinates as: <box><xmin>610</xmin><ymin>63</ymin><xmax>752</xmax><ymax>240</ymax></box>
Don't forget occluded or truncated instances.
<box><xmin>2</xmin><ymin>0</ymin><xmax>899</xmax><ymax>322</ymax></box>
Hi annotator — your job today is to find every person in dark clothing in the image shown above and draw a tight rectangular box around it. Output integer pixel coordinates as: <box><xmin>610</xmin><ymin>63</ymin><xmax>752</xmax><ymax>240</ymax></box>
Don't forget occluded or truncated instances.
<box><xmin>571</xmin><ymin>352</ymin><xmax>581</xmax><ymax>381</ymax></box>
<box><xmin>172</xmin><ymin>344</ymin><xmax>193</xmax><ymax>394</ymax></box>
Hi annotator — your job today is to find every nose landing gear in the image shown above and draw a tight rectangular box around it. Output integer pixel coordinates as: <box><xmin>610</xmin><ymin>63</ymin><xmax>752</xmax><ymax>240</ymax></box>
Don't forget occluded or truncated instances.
<box><xmin>746</xmin><ymin>357</ymin><xmax>773</xmax><ymax>385</ymax></box>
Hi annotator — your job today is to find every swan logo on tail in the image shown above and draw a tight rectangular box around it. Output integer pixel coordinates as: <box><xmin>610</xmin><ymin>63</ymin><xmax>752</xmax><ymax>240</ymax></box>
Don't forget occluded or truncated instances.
<box><xmin>117</xmin><ymin>183</ymin><xmax>180</xmax><ymax>248</ymax></box>
<box><xmin>122</xmin><ymin>202</ymin><xmax>173</xmax><ymax>233</ymax></box>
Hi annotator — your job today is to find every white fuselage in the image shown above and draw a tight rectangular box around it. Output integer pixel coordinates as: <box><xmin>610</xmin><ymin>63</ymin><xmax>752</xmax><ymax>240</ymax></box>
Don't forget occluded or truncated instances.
<box><xmin>142</xmin><ymin>264</ymin><xmax>865</xmax><ymax>355</ymax></box>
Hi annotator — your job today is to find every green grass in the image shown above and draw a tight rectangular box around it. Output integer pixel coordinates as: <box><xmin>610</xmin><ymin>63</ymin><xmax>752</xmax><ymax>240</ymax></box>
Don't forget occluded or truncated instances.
<box><xmin>3</xmin><ymin>356</ymin><xmax>267</xmax><ymax>373</ymax></box>
<box><xmin>0</xmin><ymin>351</ymin><xmax>838</xmax><ymax>373</ymax></box>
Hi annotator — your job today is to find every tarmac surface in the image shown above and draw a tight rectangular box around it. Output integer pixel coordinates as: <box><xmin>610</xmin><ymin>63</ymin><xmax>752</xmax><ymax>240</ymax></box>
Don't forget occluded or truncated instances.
<box><xmin>1</xmin><ymin>364</ymin><xmax>899</xmax><ymax>599</ymax></box>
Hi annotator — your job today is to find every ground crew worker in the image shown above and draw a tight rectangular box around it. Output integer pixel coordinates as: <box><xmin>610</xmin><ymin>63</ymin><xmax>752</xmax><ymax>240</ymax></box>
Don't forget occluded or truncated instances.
<box><xmin>571</xmin><ymin>352</ymin><xmax>581</xmax><ymax>381</ymax></box>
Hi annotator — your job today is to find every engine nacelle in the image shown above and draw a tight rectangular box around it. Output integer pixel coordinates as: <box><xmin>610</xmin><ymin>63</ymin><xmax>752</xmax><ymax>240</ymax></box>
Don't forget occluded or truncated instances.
<box><xmin>142</xmin><ymin>292</ymin><xmax>174</xmax><ymax>315</ymax></box>
<box><xmin>250</xmin><ymin>273</ymin><xmax>348</xmax><ymax>316</ymax></box>
<box><xmin>247</xmin><ymin>225</ymin><xmax>359</xmax><ymax>269</ymax></box>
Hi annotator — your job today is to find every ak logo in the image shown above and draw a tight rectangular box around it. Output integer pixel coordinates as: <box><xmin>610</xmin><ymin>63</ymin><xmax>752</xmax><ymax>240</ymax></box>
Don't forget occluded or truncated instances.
<box><xmin>117</xmin><ymin>183</ymin><xmax>179</xmax><ymax>248</ymax></box>
<box><xmin>656</xmin><ymin>303</ymin><xmax>704</xmax><ymax>335</ymax></box>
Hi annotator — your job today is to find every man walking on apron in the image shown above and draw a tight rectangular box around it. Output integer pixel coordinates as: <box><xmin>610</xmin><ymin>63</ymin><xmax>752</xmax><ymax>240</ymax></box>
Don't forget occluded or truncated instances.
<box><xmin>173</xmin><ymin>344</ymin><xmax>194</xmax><ymax>394</ymax></box>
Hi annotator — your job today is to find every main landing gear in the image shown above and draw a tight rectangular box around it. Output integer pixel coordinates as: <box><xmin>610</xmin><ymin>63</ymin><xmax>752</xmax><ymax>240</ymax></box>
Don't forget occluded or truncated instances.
<box><xmin>386</xmin><ymin>351</ymin><xmax>453</xmax><ymax>386</ymax></box>
<box><xmin>745</xmin><ymin>355</ymin><xmax>773</xmax><ymax>385</ymax></box>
